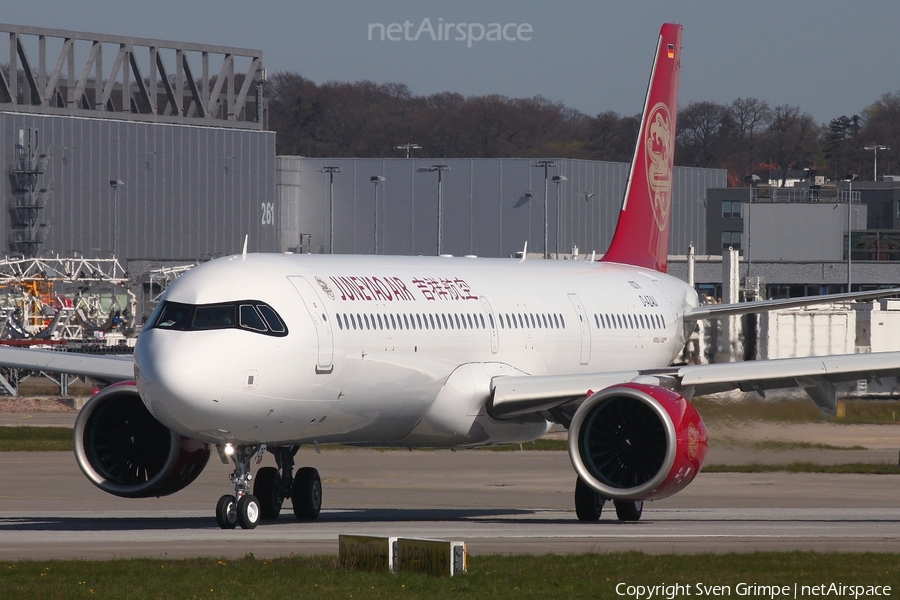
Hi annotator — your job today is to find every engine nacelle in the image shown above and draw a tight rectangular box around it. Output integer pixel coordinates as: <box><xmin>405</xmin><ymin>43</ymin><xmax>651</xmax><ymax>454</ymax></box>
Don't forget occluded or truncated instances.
<box><xmin>73</xmin><ymin>381</ymin><xmax>210</xmax><ymax>498</ymax></box>
<box><xmin>568</xmin><ymin>382</ymin><xmax>707</xmax><ymax>501</ymax></box>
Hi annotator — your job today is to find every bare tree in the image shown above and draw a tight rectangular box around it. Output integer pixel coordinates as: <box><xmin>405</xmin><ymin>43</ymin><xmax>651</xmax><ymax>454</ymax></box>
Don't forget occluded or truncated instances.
<box><xmin>764</xmin><ymin>105</ymin><xmax>820</xmax><ymax>187</ymax></box>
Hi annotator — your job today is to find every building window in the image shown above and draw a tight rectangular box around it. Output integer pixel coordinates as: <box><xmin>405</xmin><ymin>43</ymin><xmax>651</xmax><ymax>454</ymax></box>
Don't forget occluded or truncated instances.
<box><xmin>721</xmin><ymin>231</ymin><xmax>742</xmax><ymax>250</ymax></box>
<box><xmin>722</xmin><ymin>201</ymin><xmax>742</xmax><ymax>218</ymax></box>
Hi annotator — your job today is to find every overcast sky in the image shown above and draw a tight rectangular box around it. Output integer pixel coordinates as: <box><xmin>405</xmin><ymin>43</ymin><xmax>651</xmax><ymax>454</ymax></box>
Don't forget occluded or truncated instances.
<box><xmin>4</xmin><ymin>0</ymin><xmax>900</xmax><ymax>124</ymax></box>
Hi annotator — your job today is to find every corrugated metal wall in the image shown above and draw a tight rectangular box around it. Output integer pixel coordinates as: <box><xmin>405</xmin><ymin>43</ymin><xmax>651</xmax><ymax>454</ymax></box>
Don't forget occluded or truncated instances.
<box><xmin>278</xmin><ymin>157</ymin><xmax>725</xmax><ymax>257</ymax></box>
<box><xmin>1</xmin><ymin>111</ymin><xmax>278</xmax><ymax>262</ymax></box>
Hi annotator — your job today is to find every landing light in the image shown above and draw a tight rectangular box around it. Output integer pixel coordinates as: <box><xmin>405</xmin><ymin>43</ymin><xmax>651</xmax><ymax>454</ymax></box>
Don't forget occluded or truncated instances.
<box><xmin>224</xmin><ymin>443</ymin><xmax>235</xmax><ymax>456</ymax></box>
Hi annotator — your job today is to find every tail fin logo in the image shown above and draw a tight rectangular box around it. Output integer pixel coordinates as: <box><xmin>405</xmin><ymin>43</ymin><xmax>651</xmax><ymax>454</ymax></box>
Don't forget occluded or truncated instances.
<box><xmin>646</xmin><ymin>102</ymin><xmax>674</xmax><ymax>231</ymax></box>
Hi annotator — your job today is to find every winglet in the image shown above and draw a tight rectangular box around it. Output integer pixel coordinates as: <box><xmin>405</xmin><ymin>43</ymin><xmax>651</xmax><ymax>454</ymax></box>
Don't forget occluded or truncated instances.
<box><xmin>601</xmin><ymin>23</ymin><xmax>682</xmax><ymax>273</ymax></box>
<box><xmin>242</xmin><ymin>235</ymin><xmax>248</xmax><ymax>257</ymax></box>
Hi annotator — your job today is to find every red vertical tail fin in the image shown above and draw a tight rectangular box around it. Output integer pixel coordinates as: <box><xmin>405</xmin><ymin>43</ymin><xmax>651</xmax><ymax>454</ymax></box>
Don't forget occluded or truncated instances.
<box><xmin>601</xmin><ymin>23</ymin><xmax>682</xmax><ymax>273</ymax></box>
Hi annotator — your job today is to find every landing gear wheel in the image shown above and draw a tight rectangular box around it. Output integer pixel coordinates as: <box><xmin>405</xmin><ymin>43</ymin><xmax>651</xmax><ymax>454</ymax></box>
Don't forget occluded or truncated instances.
<box><xmin>574</xmin><ymin>478</ymin><xmax>604</xmax><ymax>521</ymax></box>
<box><xmin>237</xmin><ymin>494</ymin><xmax>261</xmax><ymax>529</ymax></box>
<box><xmin>216</xmin><ymin>494</ymin><xmax>238</xmax><ymax>529</ymax></box>
<box><xmin>614</xmin><ymin>500</ymin><xmax>644</xmax><ymax>522</ymax></box>
<box><xmin>292</xmin><ymin>467</ymin><xmax>322</xmax><ymax>520</ymax></box>
<box><xmin>253</xmin><ymin>466</ymin><xmax>283</xmax><ymax>520</ymax></box>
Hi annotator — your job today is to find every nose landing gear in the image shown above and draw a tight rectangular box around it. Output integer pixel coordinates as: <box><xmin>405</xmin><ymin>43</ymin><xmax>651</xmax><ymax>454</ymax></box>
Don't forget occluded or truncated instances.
<box><xmin>215</xmin><ymin>444</ymin><xmax>263</xmax><ymax>530</ymax></box>
<box><xmin>215</xmin><ymin>444</ymin><xmax>323</xmax><ymax>528</ymax></box>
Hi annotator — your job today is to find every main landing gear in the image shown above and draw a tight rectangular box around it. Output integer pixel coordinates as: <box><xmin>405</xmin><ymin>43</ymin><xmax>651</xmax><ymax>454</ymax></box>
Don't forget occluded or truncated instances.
<box><xmin>215</xmin><ymin>444</ymin><xmax>322</xmax><ymax>529</ymax></box>
<box><xmin>574</xmin><ymin>477</ymin><xmax>643</xmax><ymax>522</ymax></box>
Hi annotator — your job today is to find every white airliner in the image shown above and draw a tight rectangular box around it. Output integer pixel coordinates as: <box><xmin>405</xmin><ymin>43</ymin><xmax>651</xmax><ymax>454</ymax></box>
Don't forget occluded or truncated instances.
<box><xmin>3</xmin><ymin>23</ymin><xmax>899</xmax><ymax>530</ymax></box>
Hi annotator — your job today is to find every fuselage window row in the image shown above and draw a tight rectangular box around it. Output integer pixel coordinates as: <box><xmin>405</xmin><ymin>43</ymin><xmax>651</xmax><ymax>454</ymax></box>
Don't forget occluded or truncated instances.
<box><xmin>334</xmin><ymin>312</ymin><xmax>490</xmax><ymax>333</ymax></box>
<box><xmin>497</xmin><ymin>313</ymin><xmax>566</xmax><ymax>330</ymax></box>
<box><xmin>332</xmin><ymin>311</ymin><xmax>573</xmax><ymax>333</ymax></box>
<box><xmin>593</xmin><ymin>312</ymin><xmax>666</xmax><ymax>331</ymax></box>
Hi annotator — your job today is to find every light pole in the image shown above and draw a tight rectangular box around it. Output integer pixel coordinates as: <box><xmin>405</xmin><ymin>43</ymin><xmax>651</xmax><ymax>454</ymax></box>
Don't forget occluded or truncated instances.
<box><xmin>394</xmin><ymin>143</ymin><xmax>421</xmax><ymax>159</ymax></box>
<box><xmin>109</xmin><ymin>179</ymin><xmax>124</xmax><ymax>259</ymax></box>
<box><xmin>844</xmin><ymin>174</ymin><xmax>858</xmax><ymax>291</ymax></box>
<box><xmin>743</xmin><ymin>174</ymin><xmax>760</xmax><ymax>275</ymax></box>
<box><xmin>418</xmin><ymin>165</ymin><xmax>449</xmax><ymax>255</ymax></box>
<box><xmin>862</xmin><ymin>145</ymin><xmax>889</xmax><ymax>181</ymax></box>
<box><xmin>533</xmin><ymin>160</ymin><xmax>557</xmax><ymax>258</ymax></box>
<box><xmin>370</xmin><ymin>175</ymin><xmax>385</xmax><ymax>254</ymax></box>
<box><xmin>318</xmin><ymin>166</ymin><xmax>341</xmax><ymax>253</ymax></box>
<box><xmin>552</xmin><ymin>175</ymin><xmax>567</xmax><ymax>258</ymax></box>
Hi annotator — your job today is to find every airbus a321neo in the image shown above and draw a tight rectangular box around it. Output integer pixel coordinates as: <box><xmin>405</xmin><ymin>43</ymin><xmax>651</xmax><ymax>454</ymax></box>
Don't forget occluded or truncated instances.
<box><xmin>3</xmin><ymin>23</ymin><xmax>899</xmax><ymax>530</ymax></box>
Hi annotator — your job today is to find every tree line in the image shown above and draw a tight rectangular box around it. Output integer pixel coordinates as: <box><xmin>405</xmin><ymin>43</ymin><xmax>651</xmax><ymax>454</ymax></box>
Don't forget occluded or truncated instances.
<box><xmin>267</xmin><ymin>71</ymin><xmax>900</xmax><ymax>186</ymax></box>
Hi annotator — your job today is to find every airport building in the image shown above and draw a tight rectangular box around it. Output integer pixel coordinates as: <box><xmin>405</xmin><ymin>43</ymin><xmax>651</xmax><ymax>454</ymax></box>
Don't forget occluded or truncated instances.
<box><xmin>684</xmin><ymin>181</ymin><xmax>900</xmax><ymax>301</ymax></box>
<box><xmin>277</xmin><ymin>157</ymin><xmax>725</xmax><ymax>259</ymax></box>
<box><xmin>0</xmin><ymin>23</ymin><xmax>278</xmax><ymax>269</ymax></box>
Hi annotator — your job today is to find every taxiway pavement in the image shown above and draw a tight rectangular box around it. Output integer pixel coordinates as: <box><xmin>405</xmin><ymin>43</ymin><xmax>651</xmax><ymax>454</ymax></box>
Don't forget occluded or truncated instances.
<box><xmin>1</xmin><ymin>449</ymin><xmax>899</xmax><ymax>560</ymax></box>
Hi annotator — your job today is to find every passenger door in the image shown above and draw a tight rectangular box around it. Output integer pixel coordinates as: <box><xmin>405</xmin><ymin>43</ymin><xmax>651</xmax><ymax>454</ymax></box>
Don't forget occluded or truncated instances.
<box><xmin>288</xmin><ymin>276</ymin><xmax>334</xmax><ymax>373</ymax></box>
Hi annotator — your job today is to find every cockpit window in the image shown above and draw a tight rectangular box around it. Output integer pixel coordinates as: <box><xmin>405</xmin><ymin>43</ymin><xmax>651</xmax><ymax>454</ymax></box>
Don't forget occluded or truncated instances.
<box><xmin>257</xmin><ymin>304</ymin><xmax>286</xmax><ymax>333</ymax></box>
<box><xmin>149</xmin><ymin>300</ymin><xmax>288</xmax><ymax>337</ymax></box>
<box><xmin>194</xmin><ymin>304</ymin><xmax>236</xmax><ymax>329</ymax></box>
<box><xmin>154</xmin><ymin>302</ymin><xmax>193</xmax><ymax>330</ymax></box>
<box><xmin>239</xmin><ymin>305</ymin><xmax>268</xmax><ymax>332</ymax></box>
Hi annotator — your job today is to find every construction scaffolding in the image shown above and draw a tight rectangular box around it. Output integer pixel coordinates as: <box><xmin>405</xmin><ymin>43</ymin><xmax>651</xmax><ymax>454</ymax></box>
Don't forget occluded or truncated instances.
<box><xmin>0</xmin><ymin>22</ymin><xmax>266</xmax><ymax>129</ymax></box>
<box><xmin>0</xmin><ymin>255</ymin><xmax>134</xmax><ymax>344</ymax></box>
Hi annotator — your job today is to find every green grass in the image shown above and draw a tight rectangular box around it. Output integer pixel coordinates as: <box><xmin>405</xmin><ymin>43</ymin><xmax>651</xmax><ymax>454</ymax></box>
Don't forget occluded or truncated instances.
<box><xmin>0</xmin><ymin>426</ymin><xmax>72</xmax><ymax>452</ymax></box>
<box><xmin>1</xmin><ymin>552</ymin><xmax>898</xmax><ymax>599</ymax></box>
<box><xmin>713</xmin><ymin>437</ymin><xmax>867</xmax><ymax>451</ymax></box>
<box><xmin>703</xmin><ymin>462</ymin><xmax>900</xmax><ymax>474</ymax></box>
<box><xmin>474</xmin><ymin>438</ymin><xmax>568</xmax><ymax>451</ymax></box>
<box><xmin>693</xmin><ymin>397</ymin><xmax>900</xmax><ymax>424</ymax></box>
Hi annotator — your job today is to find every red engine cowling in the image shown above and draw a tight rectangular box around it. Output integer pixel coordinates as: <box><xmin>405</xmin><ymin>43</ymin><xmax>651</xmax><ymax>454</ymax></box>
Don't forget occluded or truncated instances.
<box><xmin>73</xmin><ymin>382</ymin><xmax>210</xmax><ymax>498</ymax></box>
<box><xmin>568</xmin><ymin>382</ymin><xmax>707</xmax><ymax>501</ymax></box>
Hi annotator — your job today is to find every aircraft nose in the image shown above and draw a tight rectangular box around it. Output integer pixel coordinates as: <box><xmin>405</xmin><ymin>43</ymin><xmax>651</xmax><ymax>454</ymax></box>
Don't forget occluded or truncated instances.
<box><xmin>134</xmin><ymin>329</ymin><xmax>223</xmax><ymax>435</ymax></box>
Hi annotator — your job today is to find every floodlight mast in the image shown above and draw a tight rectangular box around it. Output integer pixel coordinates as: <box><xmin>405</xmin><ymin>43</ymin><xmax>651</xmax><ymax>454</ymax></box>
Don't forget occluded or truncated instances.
<box><xmin>844</xmin><ymin>174</ymin><xmax>858</xmax><ymax>290</ymax></box>
<box><xmin>533</xmin><ymin>161</ymin><xmax>557</xmax><ymax>258</ymax></box>
<box><xmin>370</xmin><ymin>175</ymin><xmax>386</xmax><ymax>254</ymax></box>
<box><xmin>394</xmin><ymin>143</ymin><xmax>421</xmax><ymax>159</ymax></box>
<box><xmin>418</xmin><ymin>165</ymin><xmax>450</xmax><ymax>255</ymax></box>
<box><xmin>862</xmin><ymin>145</ymin><xmax>889</xmax><ymax>181</ymax></box>
<box><xmin>319</xmin><ymin>166</ymin><xmax>342</xmax><ymax>253</ymax></box>
<box><xmin>109</xmin><ymin>179</ymin><xmax>125</xmax><ymax>259</ymax></box>
<box><xmin>552</xmin><ymin>175</ymin><xmax>568</xmax><ymax>257</ymax></box>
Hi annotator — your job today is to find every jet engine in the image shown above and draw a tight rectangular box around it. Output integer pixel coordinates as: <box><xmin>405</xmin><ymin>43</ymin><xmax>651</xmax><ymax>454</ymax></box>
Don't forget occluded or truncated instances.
<box><xmin>568</xmin><ymin>382</ymin><xmax>707</xmax><ymax>501</ymax></box>
<box><xmin>73</xmin><ymin>382</ymin><xmax>209</xmax><ymax>498</ymax></box>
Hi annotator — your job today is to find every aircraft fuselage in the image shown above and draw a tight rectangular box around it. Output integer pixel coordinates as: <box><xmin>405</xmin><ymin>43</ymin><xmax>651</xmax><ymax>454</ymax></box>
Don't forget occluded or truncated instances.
<box><xmin>135</xmin><ymin>253</ymin><xmax>696</xmax><ymax>447</ymax></box>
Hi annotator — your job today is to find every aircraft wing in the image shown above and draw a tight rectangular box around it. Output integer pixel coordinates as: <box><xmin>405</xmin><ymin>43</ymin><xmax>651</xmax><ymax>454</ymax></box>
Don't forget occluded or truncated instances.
<box><xmin>684</xmin><ymin>287</ymin><xmax>900</xmax><ymax>321</ymax></box>
<box><xmin>489</xmin><ymin>351</ymin><xmax>900</xmax><ymax>419</ymax></box>
<box><xmin>0</xmin><ymin>346</ymin><xmax>134</xmax><ymax>384</ymax></box>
